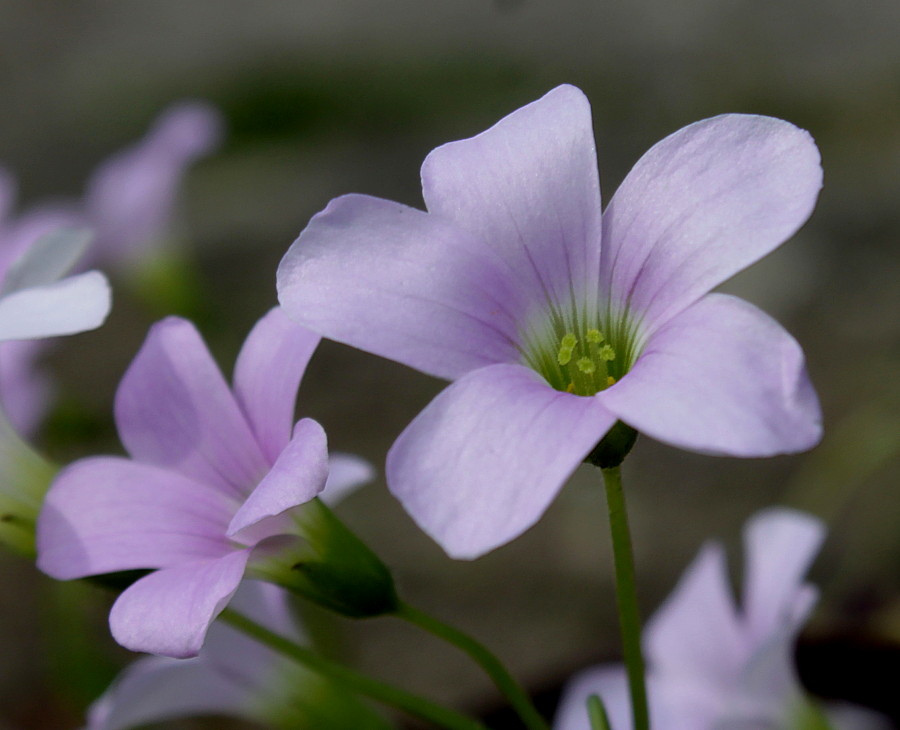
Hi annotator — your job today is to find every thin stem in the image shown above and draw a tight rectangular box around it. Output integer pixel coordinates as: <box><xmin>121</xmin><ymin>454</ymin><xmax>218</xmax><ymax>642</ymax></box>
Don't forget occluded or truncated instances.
<box><xmin>601</xmin><ymin>466</ymin><xmax>649</xmax><ymax>730</ymax></box>
<box><xmin>396</xmin><ymin>601</ymin><xmax>549</xmax><ymax>730</ymax></box>
<box><xmin>222</xmin><ymin>609</ymin><xmax>487</xmax><ymax>730</ymax></box>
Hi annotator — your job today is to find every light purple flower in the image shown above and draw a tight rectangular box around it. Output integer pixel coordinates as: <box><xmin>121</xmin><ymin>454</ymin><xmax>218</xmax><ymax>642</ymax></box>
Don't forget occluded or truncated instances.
<box><xmin>277</xmin><ymin>84</ymin><xmax>824</xmax><ymax>559</ymax></box>
<box><xmin>84</xmin><ymin>100</ymin><xmax>222</xmax><ymax>268</ymax></box>
<box><xmin>37</xmin><ymin>307</ymin><xmax>369</xmax><ymax>658</ymax></box>
<box><xmin>554</xmin><ymin>508</ymin><xmax>838</xmax><ymax>730</ymax></box>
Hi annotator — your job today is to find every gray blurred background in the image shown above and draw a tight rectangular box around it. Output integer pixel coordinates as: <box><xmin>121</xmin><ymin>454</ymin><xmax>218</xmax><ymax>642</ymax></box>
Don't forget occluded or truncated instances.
<box><xmin>0</xmin><ymin>1</ymin><xmax>898</xmax><ymax>727</ymax></box>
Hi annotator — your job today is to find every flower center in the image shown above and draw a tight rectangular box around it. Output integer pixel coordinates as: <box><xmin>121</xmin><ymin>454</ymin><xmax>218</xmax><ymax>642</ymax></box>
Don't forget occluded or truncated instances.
<box><xmin>522</xmin><ymin>310</ymin><xmax>641</xmax><ymax>397</ymax></box>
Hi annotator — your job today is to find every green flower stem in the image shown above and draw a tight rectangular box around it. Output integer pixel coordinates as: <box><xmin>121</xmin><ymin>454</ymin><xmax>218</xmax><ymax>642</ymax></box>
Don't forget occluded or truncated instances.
<box><xmin>221</xmin><ymin>609</ymin><xmax>487</xmax><ymax>730</ymax></box>
<box><xmin>587</xmin><ymin>695</ymin><xmax>612</xmax><ymax>730</ymax></box>
<box><xmin>395</xmin><ymin>601</ymin><xmax>549</xmax><ymax>730</ymax></box>
<box><xmin>601</xmin><ymin>466</ymin><xmax>649</xmax><ymax>730</ymax></box>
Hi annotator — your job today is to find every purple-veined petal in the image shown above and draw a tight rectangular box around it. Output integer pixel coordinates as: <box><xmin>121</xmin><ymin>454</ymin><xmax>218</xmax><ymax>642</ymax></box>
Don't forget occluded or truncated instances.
<box><xmin>109</xmin><ymin>550</ymin><xmax>250</xmax><ymax>658</ymax></box>
<box><xmin>232</xmin><ymin>307</ymin><xmax>320</xmax><ymax>464</ymax></box>
<box><xmin>37</xmin><ymin>456</ymin><xmax>234</xmax><ymax>579</ymax></box>
<box><xmin>322</xmin><ymin>452</ymin><xmax>375</xmax><ymax>506</ymax></box>
<box><xmin>600</xmin><ymin>114</ymin><xmax>822</xmax><ymax>331</ymax></box>
<box><xmin>599</xmin><ymin>294</ymin><xmax>822</xmax><ymax>457</ymax></box>
<box><xmin>115</xmin><ymin>317</ymin><xmax>269</xmax><ymax>500</ymax></box>
<box><xmin>227</xmin><ymin>418</ymin><xmax>328</xmax><ymax>544</ymax></box>
<box><xmin>645</xmin><ymin>543</ymin><xmax>745</xmax><ymax>687</ymax></box>
<box><xmin>386</xmin><ymin>363</ymin><xmax>616</xmax><ymax>559</ymax></box>
<box><xmin>278</xmin><ymin>194</ymin><xmax>524</xmax><ymax>380</ymax></box>
<box><xmin>0</xmin><ymin>270</ymin><xmax>111</xmax><ymax>341</ymax></box>
<box><xmin>422</xmin><ymin>84</ymin><xmax>603</xmax><ymax>316</ymax></box>
<box><xmin>85</xmin><ymin>654</ymin><xmax>252</xmax><ymax>730</ymax></box>
<box><xmin>741</xmin><ymin>508</ymin><xmax>824</xmax><ymax>643</ymax></box>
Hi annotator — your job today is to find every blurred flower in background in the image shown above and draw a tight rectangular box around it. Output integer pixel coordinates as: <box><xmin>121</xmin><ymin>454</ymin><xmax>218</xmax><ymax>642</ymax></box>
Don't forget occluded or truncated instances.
<box><xmin>554</xmin><ymin>508</ymin><xmax>892</xmax><ymax>730</ymax></box>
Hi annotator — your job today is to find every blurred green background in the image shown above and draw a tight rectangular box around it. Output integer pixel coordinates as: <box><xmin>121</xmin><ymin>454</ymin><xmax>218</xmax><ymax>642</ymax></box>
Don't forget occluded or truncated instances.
<box><xmin>0</xmin><ymin>1</ymin><xmax>898</xmax><ymax>727</ymax></box>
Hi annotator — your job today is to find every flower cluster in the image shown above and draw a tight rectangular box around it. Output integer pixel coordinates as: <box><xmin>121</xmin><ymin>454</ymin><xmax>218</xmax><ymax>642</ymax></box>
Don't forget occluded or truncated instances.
<box><xmin>1</xmin><ymin>85</ymin><xmax>888</xmax><ymax>730</ymax></box>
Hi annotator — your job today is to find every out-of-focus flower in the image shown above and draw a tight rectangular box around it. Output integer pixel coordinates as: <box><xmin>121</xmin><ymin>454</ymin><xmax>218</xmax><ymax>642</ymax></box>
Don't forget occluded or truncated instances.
<box><xmin>38</xmin><ymin>308</ymin><xmax>368</xmax><ymax>658</ymax></box>
<box><xmin>84</xmin><ymin>101</ymin><xmax>222</xmax><ymax>269</ymax></box>
<box><xmin>554</xmin><ymin>508</ymin><xmax>889</xmax><ymax>730</ymax></box>
<box><xmin>0</xmin><ymin>176</ymin><xmax>109</xmax><ymax>554</ymax></box>
<box><xmin>0</xmin><ymin>169</ymin><xmax>110</xmax><ymax>343</ymax></box>
<box><xmin>0</xmin><ymin>338</ymin><xmax>52</xmax><ymax>438</ymax></box>
<box><xmin>277</xmin><ymin>84</ymin><xmax>823</xmax><ymax>559</ymax></box>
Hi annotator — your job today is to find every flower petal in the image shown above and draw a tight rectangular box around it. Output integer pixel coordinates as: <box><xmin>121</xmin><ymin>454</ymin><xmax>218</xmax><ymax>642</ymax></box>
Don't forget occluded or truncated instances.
<box><xmin>0</xmin><ymin>204</ymin><xmax>85</xmax><ymax>277</ymax></box>
<box><xmin>85</xmin><ymin>654</ymin><xmax>251</xmax><ymax>730</ymax></box>
<box><xmin>278</xmin><ymin>194</ymin><xmax>523</xmax><ymax>380</ymax></box>
<box><xmin>386</xmin><ymin>363</ymin><xmax>616</xmax><ymax>559</ymax></box>
<box><xmin>645</xmin><ymin>543</ymin><xmax>744</xmax><ymax>684</ymax></box>
<box><xmin>0</xmin><ymin>338</ymin><xmax>53</xmax><ymax>437</ymax></box>
<box><xmin>232</xmin><ymin>307</ymin><xmax>320</xmax><ymax>464</ymax></box>
<box><xmin>109</xmin><ymin>550</ymin><xmax>250</xmax><ymax>658</ymax></box>
<box><xmin>227</xmin><ymin>418</ymin><xmax>329</xmax><ymax>544</ymax></box>
<box><xmin>115</xmin><ymin>317</ymin><xmax>269</xmax><ymax>500</ymax></box>
<box><xmin>600</xmin><ymin>114</ymin><xmax>822</xmax><ymax>330</ymax></box>
<box><xmin>1</xmin><ymin>227</ymin><xmax>92</xmax><ymax>295</ymax></box>
<box><xmin>0</xmin><ymin>270</ymin><xmax>111</xmax><ymax>341</ymax></box>
<box><xmin>742</xmin><ymin>508</ymin><xmax>824</xmax><ymax>642</ymax></box>
<box><xmin>37</xmin><ymin>456</ymin><xmax>234</xmax><ymax>579</ymax></box>
<box><xmin>599</xmin><ymin>294</ymin><xmax>822</xmax><ymax>457</ymax></box>
<box><xmin>321</xmin><ymin>452</ymin><xmax>375</xmax><ymax>506</ymax></box>
<box><xmin>87</xmin><ymin>101</ymin><xmax>222</xmax><ymax>264</ymax></box>
<box><xmin>421</xmin><ymin>84</ymin><xmax>603</xmax><ymax>315</ymax></box>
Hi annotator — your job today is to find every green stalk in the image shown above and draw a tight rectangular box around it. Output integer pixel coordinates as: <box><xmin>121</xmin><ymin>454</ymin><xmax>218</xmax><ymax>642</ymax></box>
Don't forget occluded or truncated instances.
<box><xmin>601</xmin><ymin>466</ymin><xmax>649</xmax><ymax>730</ymax></box>
<box><xmin>222</xmin><ymin>609</ymin><xmax>487</xmax><ymax>730</ymax></box>
<box><xmin>395</xmin><ymin>601</ymin><xmax>549</xmax><ymax>730</ymax></box>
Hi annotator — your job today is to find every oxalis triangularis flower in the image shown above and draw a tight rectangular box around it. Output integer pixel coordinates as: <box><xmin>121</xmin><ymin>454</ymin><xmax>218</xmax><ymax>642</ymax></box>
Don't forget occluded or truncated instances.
<box><xmin>37</xmin><ymin>308</ymin><xmax>374</xmax><ymax>657</ymax></box>
<box><xmin>554</xmin><ymin>508</ymin><xmax>890</xmax><ymax>730</ymax></box>
<box><xmin>277</xmin><ymin>84</ymin><xmax>823</xmax><ymax>560</ymax></box>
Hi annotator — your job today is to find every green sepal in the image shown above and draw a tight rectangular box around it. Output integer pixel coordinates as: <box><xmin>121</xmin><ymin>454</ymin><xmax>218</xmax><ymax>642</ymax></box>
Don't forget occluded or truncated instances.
<box><xmin>586</xmin><ymin>421</ymin><xmax>638</xmax><ymax>469</ymax></box>
<box><xmin>0</xmin><ymin>411</ymin><xmax>57</xmax><ymax>556</ymax></box>
<box><xmin>251</xmin><ymin>498</ymin><xmax>399</xmax><ymax>619</ymax></box>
